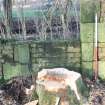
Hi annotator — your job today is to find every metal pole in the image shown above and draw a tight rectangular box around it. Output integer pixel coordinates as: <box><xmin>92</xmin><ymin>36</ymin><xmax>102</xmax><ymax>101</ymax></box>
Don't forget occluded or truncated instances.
<box><xmin>95</xmin><ymin>14</ymin><xmax>98</xmax><ymax>48</ymax></box>
<box><xmin>93</xmin><ymin>13</ymin><xmax>98</xmax><ymax>81</ymax></box>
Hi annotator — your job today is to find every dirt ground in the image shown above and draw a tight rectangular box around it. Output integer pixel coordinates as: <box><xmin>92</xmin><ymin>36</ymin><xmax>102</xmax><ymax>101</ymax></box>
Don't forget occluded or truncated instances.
<box><xmin>0</xmin><ymin>77</ymin><xmax>105</xmax><ymax>105</ymax></box>
<box><xmin>89</xmin><ymin>82</ymin><xmax>105</xmax><ymax>105</ymax></box>
<box><xmin>0</xmin><ymin>76</ymin><xmax>35</xmax><ymax>105</ymax></box>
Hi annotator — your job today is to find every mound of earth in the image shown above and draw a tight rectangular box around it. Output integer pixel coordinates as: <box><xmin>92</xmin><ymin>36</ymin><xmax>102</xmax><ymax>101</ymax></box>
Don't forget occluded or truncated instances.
<box><xmin>0</xmin><ymin>76</ymin><xmax>35</xmax><ymax>105</ymax></box>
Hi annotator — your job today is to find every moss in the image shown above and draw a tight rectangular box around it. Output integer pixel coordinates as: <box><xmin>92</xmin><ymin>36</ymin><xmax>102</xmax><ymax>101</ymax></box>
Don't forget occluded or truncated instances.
<box><xmin>98</xmin><ymin>23</ymin><xmax>105</xmax><ymax>42</ymax></box>
<box><xmin>81</xmin><ymin>43</ymin><xmax>93</xmax><ymax>61</ymax></box>
<box><xmin>36</xmin><ymin>85</ymin><xmax>56</xmax><ymax>105</ymax></box>
<box><xmin>3</xmin><ymin>63</ymin><xmax>30</xmax><ymax>80</ymax></box>
<box><xmin>99</xmin><ymin>61</ymin><xmax>105</xmax><ymax>80</ymax></box>
<box><xmin>82</xmin><ymin>62</ymin><xmax>93</xmax><ymax>79</ymax></box>
<box><xmin>14</xmin><ymin>45</ymin><xmax>29</xmax><ymax>63</ymax></box>
<box><xmin>81</xmin><ymin>23</ymin><xmax>94</xmax><ymax>42</ymax></box>
<box><xmin>30</xmin><ymin>90</ymin><xmax>39</xmax><ymax>101</ymax></box>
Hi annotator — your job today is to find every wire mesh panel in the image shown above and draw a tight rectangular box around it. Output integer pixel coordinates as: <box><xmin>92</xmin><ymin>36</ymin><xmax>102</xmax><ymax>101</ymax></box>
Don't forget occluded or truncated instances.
<box><xmin>80</xmin><ymin>0</ymin><xmax>105</xmax><ymax>79</ymax></box>
<box><xmin>0</xmin><ymin>0</ymin><xmax>80</xmax><ymax>41</ymax></box>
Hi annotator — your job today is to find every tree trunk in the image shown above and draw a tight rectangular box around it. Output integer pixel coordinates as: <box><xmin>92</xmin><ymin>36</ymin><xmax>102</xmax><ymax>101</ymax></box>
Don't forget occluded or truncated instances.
<box><xmin>3</xmin><ymin>0</ymin><xmax>12</xmax><ymax>38</ymax></box>
<box><xmin>36</xmin><ymin>68</ymin><xmax>89</xmax><ymax>105</ymax></box>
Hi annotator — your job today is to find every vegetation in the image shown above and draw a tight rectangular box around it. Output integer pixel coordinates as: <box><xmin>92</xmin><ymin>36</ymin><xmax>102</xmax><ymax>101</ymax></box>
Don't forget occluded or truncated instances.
<box><xmin>81</xmin><ymin>0</ymin><xmax>100</xmax><ymax>23</ymax></box>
